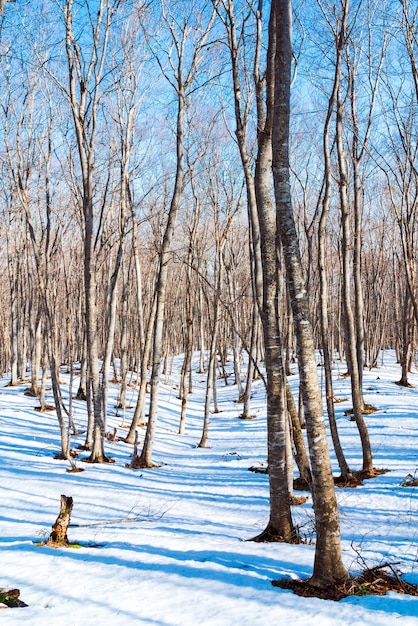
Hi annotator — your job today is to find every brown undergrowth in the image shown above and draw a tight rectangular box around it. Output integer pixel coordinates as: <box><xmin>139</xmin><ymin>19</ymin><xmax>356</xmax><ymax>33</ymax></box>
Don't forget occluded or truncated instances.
<box><xmin>291</xmin><ymin>468</ymin><xmax>389</xmax><ymax>490</ymax></box>
<box><xmin>249</xmin><ymin>468</ymin><xmax>389</xmax><ymax>490</ymax></box>
<box><xmin>272</xmin><ymin>564</ymin><xmax>418</xmax><ymax>601</ymax></box>
<box><xmin>344</xmin><ymin>403</ymin><xmax>378</xmax><ymax>416</ymax></box>
<box><xmin>334</xmin><ymin>467</ymin><xmax>389</xmax><ymax>488</ymax></box>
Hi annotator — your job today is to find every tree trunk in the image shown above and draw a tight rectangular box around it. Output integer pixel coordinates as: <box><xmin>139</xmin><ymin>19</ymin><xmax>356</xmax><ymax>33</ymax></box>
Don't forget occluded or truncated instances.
<box><xmin>249</xmin><ymin>0</ymin><xmax>296</xmax><ymax>543</ymax></box>
<box><xmin>240</xmin><ymin>305</ymin><xmax>259</xmax><ymax>419</ymax></box>
<box><xmin>286</xmin><ymin>379</ymin><xmax>311</xmax><ymax>485</ymax></box>
<box><xmin>318</xmin><ymin>6</ymin><xmax>351</xmax><ymax>481</ymax></box>
<box><xmin>336</xmin><ymin>83</ymin><xmax>373</xmax><ymax>474</ymax></box>
<box><xmin>271</xmin><ymin>0</ymin><xmax>348</xmax><ymax>585</ymax></box>
<box><xmin>135</xmin><ymin>81</ymin><xmax>185</xmax><ymax>466</ymax></box>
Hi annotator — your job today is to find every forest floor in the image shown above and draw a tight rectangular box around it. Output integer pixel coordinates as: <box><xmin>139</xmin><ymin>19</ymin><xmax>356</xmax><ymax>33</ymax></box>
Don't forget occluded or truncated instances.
<box><xmin>0</xmin><ymin>351</ymin><xmax>417</xmax><ymax>625</ymax></box>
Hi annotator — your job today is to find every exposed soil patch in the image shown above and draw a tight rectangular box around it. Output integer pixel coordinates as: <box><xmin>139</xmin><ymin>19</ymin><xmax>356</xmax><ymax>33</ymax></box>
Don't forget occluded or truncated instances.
<box><xmin>344</xmin><ymin>403</ymin><xmax>378</xmax><ymax>417</ymax></box>
<box><xmin>293</xmin><ymin>477</ymin><xmax>310</xmax><ymax>491</ymax></box>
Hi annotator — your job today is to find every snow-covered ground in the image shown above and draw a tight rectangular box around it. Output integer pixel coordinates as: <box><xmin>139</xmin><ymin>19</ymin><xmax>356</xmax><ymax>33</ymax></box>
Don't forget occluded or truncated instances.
<box><xmin>0</xmin><ymin>351</ymin><xmax>417</xmax><ymax>625</ymax></box>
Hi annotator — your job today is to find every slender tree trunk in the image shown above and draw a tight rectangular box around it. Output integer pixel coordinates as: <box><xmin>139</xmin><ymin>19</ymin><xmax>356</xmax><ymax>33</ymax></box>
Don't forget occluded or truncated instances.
<box><xmin>336</xmin><ymin>85</ymin><xmax>373</xmax><ymax>474</ymax></box>
<box><xmin>318</xmin><ymin>5</ymin><xmax>351</xmax><ymax>480</ymax></box>
<box><xmin>30</xmin><ymin>306</ymin><xmax>42</xmax><ymax>396</ymax></box>
<box><xmin>126</xmin><ymin>294</ymin><xmax>157</xmax><ymax>446</ymax></box>
<box><xmin>198</xmin><ymin>280</ymin><xmax>206</xmax><ymax>374</ymax></box>
<box><xmin>353</xmin><ymin>161</ymin><xmax>366</xmax><ymax>393</ymax></box>
<box><xmin>240</xmin><ymin>305</ymin><xmax>259</xmax><ymax>419</ymax></box>
<box><xmin>178</xmin><ymin>232</ymin><xmax>196</xmax><ymax>435</ymax></box>
<box><xmin>136</xmin><ymin>83</ymin><xmax>185</xmax><ymax>467</ymax></box>
<box><xmin>198</xmin><ymin>290</ymin><xmax>220</xmax><ymax>449</ymax></box>
<box><xmin>286</xmin><ymin>379</ymin><xmax>311</xmax><ymax>485</ymax></box>
<box><xmin>398</xmin><ymin>293</ymin><xmax>413</xmax><ymax>386</ymax></box>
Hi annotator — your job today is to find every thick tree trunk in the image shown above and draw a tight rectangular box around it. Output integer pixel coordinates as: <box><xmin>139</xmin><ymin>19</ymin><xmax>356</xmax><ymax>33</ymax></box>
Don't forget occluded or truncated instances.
<box><xmin>250</xmin><ymin>0</ymin><xmax>296</xmax><ymax>543</ymax></box>
<box><xmin>271</xmin><ymin>0</ymin><xmax>348</xmax><ymax>585</ymax></box>
<box><xmin>84</xmin><ymin>196</ymin><xmax>109</xmax><ymax>463</ymax></box>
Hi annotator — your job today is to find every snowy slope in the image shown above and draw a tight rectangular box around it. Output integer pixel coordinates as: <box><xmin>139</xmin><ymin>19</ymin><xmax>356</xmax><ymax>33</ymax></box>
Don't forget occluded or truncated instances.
<box><xmin>0</xmin><ymin>352</ymin><xmax>417</xmax><ymax>625</ymax></box>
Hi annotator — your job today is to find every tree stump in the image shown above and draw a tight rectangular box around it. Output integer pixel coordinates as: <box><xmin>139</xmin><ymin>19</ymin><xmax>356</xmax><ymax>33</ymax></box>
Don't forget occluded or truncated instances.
<box><xmin>0</xmin><ymin>587</ymin><xmax>28</xmax><ymax>608</ymax></box>
<box><xmin>47</xmin><ymin>495</ymin><xmax>73</xmax><ymax>547</ymax></box>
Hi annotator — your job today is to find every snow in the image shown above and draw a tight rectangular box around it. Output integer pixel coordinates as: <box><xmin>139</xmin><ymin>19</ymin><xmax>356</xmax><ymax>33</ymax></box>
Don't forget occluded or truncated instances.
<box><xmin>0</xmin><ymin>352</ymin><xmax>417</xmax><ymax>625</ymax></box>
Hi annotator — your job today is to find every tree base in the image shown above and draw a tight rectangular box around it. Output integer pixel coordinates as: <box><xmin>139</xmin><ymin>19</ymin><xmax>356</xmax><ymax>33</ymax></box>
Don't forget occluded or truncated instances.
<box><xmin>82</xmin><ymin>454</ymin><xmax>115</xmax><ymax>464</ymax></box>
<box><xmin>53</xmin><ymin>450</ymin><xmax>79</xmax><ymax>460</ymax></box>
<box><xmin>334</xmin><ymin>468</ymin><xmax>388</xmax><ymax>488</ymax></box>
<box><xmin>272</xmin><ymin>565</ymin><xmax>418</xmax><ymax>600</ymax></box>
<box><xmin>248</xmin><ymin>465</ymin><xmax>268</xmax><ymax>474</ymax></box>
<box><xmin>126</xmin><ymin>456</ymin><xmax>158</xmax><ymax>469</ymax></box>
<box><xmin>248</xmin><ymin>523</ymin><xmax>302</xmax><ymax>544</ymax></box>
<box><xmin>293</xmin><ymin>477</ymin><xmax>310</xmax><ymax>491</ymax></box>
<box><xmin>395</xmin><ymin>379</ymin><xmax>415</xmax><ymax>389</ymax></box>
<box><xmin>24</xmin><ymin>387</ymin><xmax>41</xmax><ymax>397</ymax></box>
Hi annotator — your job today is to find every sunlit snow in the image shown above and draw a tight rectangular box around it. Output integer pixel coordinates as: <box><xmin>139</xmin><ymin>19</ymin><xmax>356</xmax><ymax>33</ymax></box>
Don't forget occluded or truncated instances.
<box><xmin>0</xmin><ymin>351</ymin><xmax>417</xmax><ymax>625</ymax></box>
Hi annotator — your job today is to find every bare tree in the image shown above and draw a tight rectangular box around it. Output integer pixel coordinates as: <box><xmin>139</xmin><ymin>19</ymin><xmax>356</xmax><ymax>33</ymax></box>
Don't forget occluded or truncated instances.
<box><xmin>62</xmin><ymin>0</ymin><xmax>125</xmax><ymax>462</ymax></box>
<box><xmin>214</xmin><ymin>0</ymin><xmax>298</xmax><ymax>542</ymax></box>
<box><xmin>316</xmin><ymin>0</ymin><xmax>352</xmax><ymax>480</ymax></box>
<box><xmin>131</xmin><ymin>1</ymin><xmax>216</xmax><ymax>467</ymax></box>
<box><xmin>271</xmin><ymin>0</ymin><xmax>348</xmax><ymax>585</ymax></box>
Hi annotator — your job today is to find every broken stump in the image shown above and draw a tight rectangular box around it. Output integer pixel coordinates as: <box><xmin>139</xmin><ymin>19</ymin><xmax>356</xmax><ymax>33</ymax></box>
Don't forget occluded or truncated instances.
<box><xmin>47</xmin><ymin>495</ymin><xmax>73</xmax><ymax>547</ymax></box>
